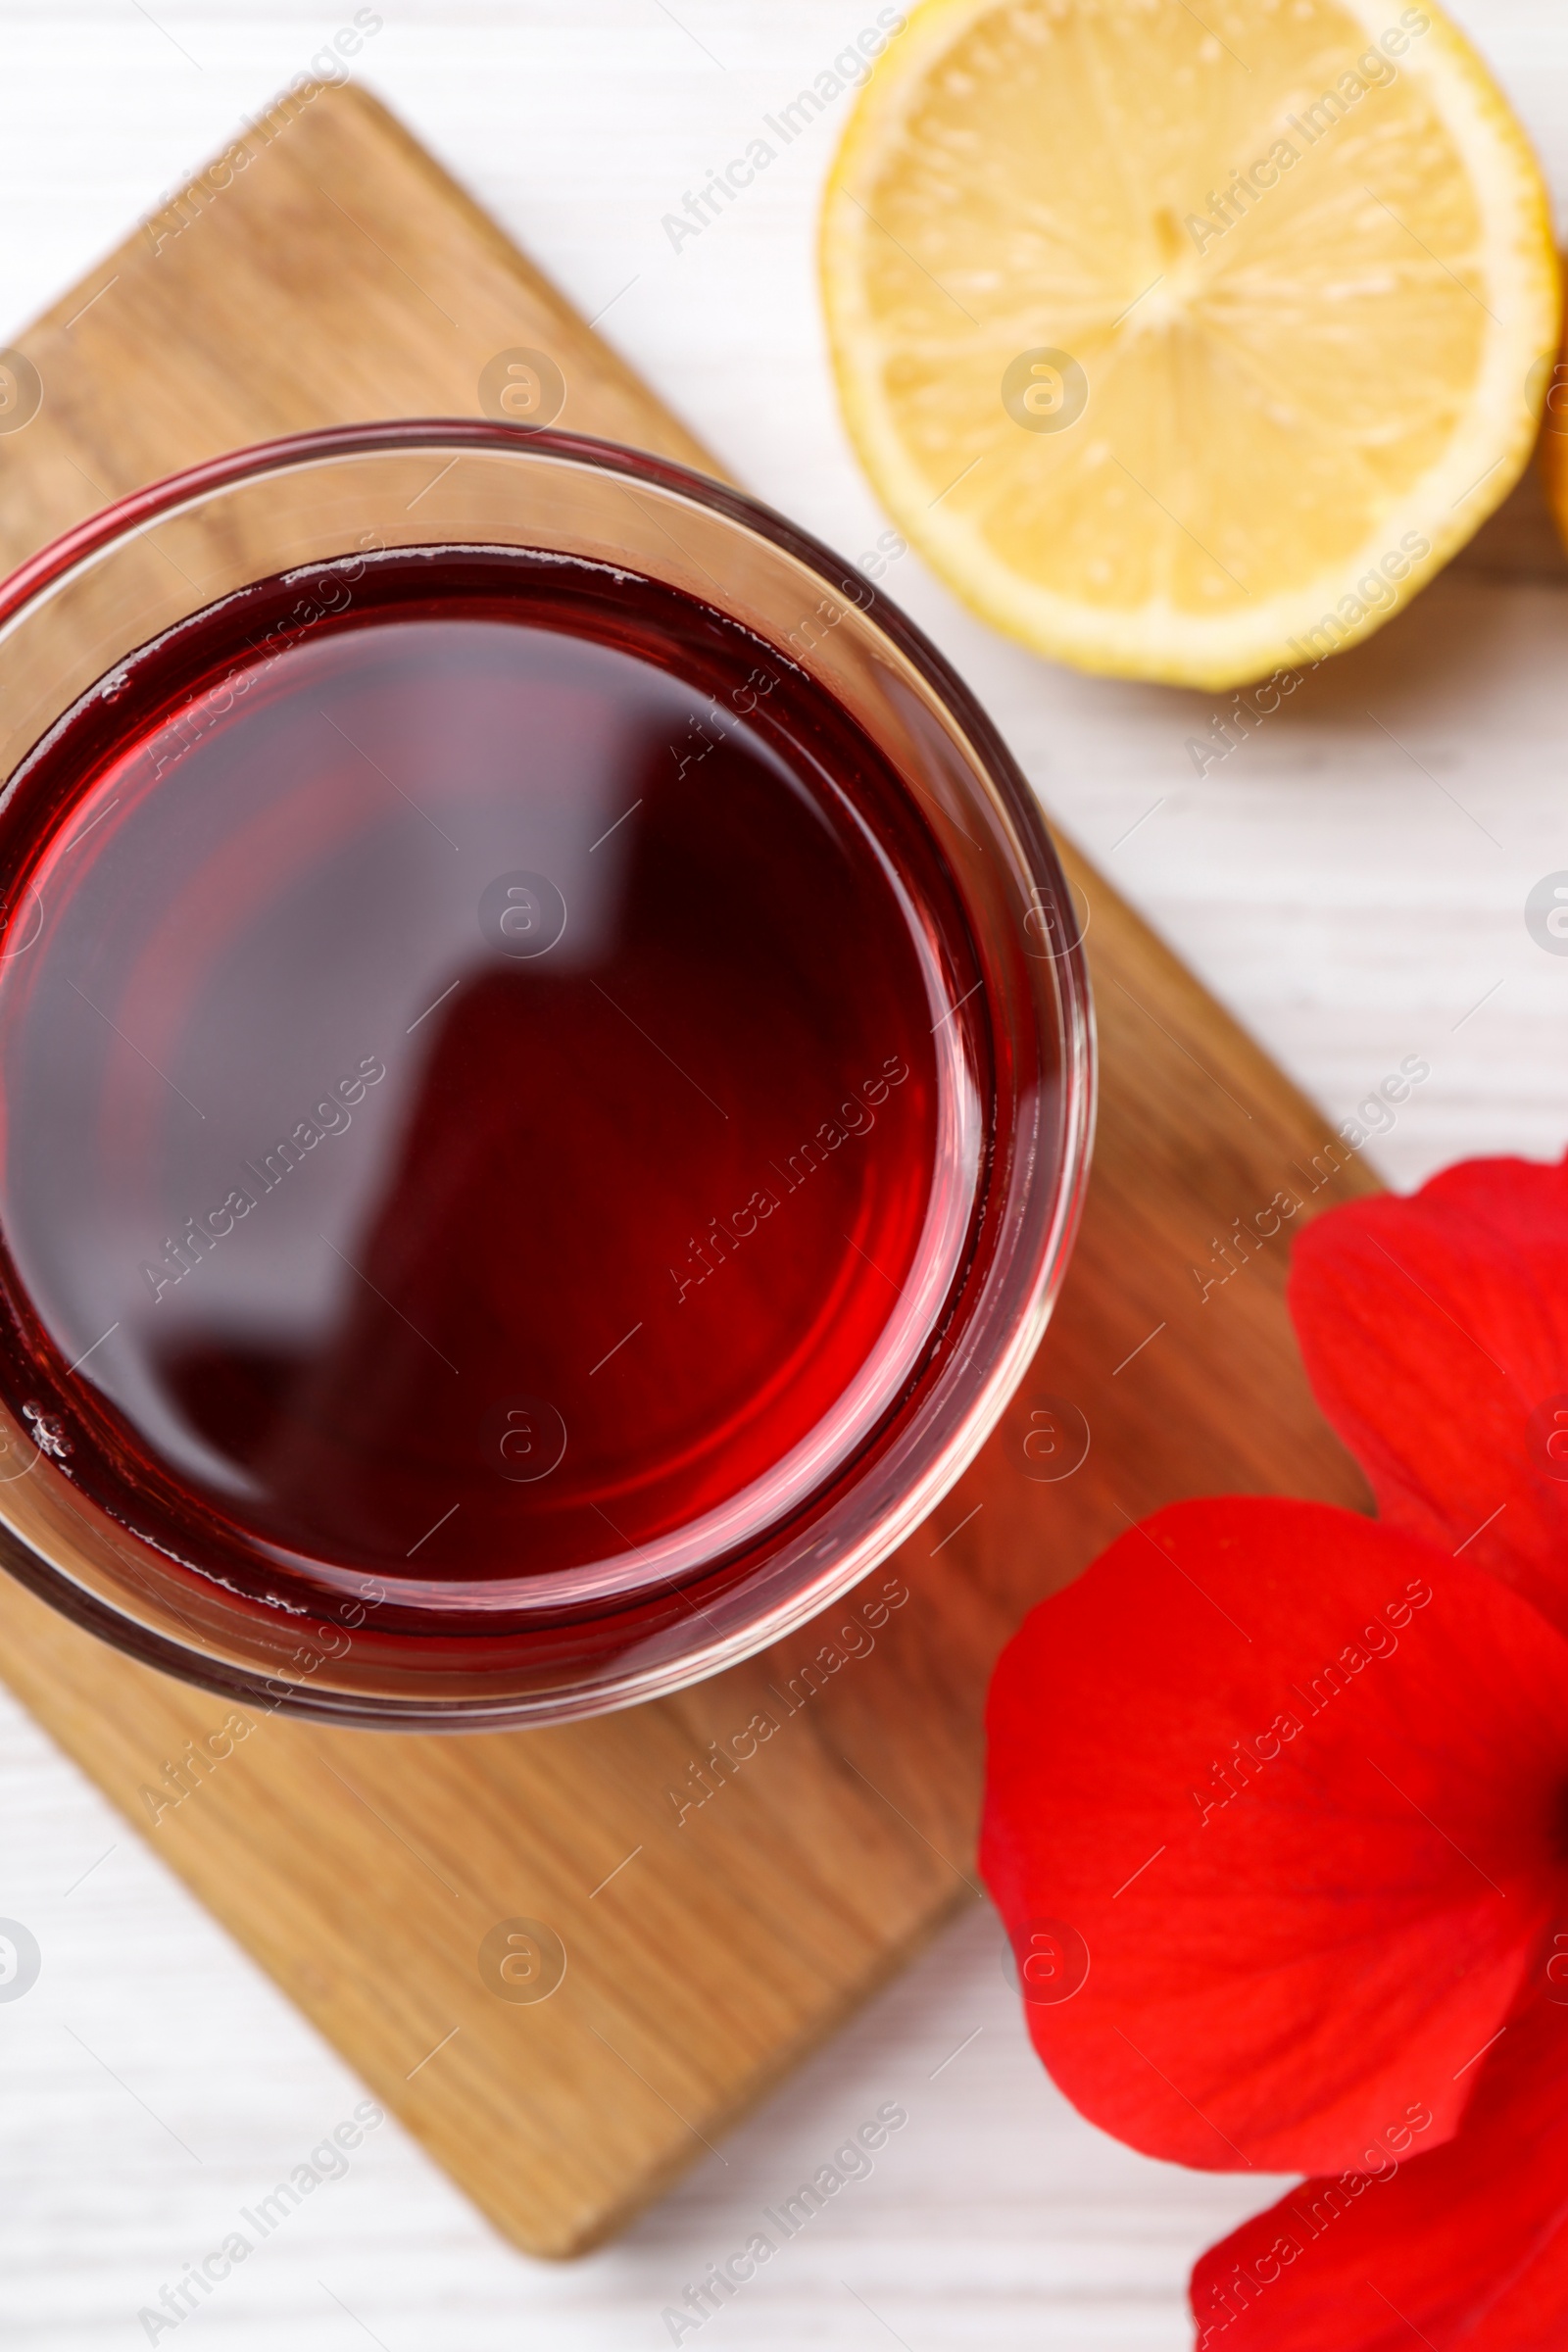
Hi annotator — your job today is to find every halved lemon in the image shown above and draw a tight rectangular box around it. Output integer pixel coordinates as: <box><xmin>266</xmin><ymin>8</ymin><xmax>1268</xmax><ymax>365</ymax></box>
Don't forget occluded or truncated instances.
<box><xmin>822</xmin><ymin>0</ymin><xmax>1560</xmax><ymax>688</ymax></box>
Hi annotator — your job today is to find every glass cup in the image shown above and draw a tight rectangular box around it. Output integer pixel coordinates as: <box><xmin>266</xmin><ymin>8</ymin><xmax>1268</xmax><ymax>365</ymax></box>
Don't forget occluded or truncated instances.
<box><xmin>0</xmin><ymin>421</ymin><xmax>1093</xmax><ymax>1727</ymax></box>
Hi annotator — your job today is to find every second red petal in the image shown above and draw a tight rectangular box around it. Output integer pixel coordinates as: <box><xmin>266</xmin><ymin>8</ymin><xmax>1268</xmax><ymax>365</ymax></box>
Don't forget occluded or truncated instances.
<box><xmin>981</xmin><ymin>1497</ymin><xmax>1568</xmax><ymax>2176</ymax></box>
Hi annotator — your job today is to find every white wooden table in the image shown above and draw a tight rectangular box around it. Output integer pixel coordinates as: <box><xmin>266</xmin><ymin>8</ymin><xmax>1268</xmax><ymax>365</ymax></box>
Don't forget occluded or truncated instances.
<box><xmin>0</xmin><ymin>5</ymin><xmax>1563</xmax><ymax>2344</ymax></box>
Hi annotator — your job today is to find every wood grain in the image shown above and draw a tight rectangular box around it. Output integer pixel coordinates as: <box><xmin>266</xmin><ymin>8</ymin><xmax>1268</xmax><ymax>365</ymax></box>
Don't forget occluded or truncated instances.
<box><xmin>0</xmin><ymin>81</ymin><xmax>1377</xmax><ymax>2259</ymax></box>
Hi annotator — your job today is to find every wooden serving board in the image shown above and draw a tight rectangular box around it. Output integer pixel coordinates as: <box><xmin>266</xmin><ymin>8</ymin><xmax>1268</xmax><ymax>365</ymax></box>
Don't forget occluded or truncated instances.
<box><xmin>0</xmin><ymin>82</ymin><xmax>1381</xmax><ymax>2258</ymax></box>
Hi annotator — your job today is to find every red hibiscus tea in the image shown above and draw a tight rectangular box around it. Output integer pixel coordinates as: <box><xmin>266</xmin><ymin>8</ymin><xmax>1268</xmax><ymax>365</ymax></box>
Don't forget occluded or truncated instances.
<box><xmin>0</xmin><ymin>424</ymin><xmax>1091</xmax><ymax>1723</ymax></box>
<box><xmin>0</xmin><ymin>546</ymin><xmax>982</xmax><ymax>1633</ymax></box>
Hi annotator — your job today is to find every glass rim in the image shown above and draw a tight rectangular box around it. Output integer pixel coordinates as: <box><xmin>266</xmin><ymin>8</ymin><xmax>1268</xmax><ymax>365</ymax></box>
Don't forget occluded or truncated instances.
<box><xmin>0</xmin><ymin>419</ymin><xmax>1096</xmax><ymax>1726</ymax></box>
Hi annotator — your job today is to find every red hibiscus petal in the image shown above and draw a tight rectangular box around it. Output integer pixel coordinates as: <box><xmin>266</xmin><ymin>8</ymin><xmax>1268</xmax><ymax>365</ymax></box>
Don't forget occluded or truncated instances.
<box><xmin>1289</xmin><ymin>1152</ymin><xmax>1568</xmax><ymax>1636</ymax></box>
<box><xmin>980</xmin><ymin>1497</ymin><xmax>1568</xmax><ymax>2176</ymax></box>
<box><xmin>1190</xmin><ymin>1979</ymin><xmax>1568</xmax><ymax>2351</ymax></box>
